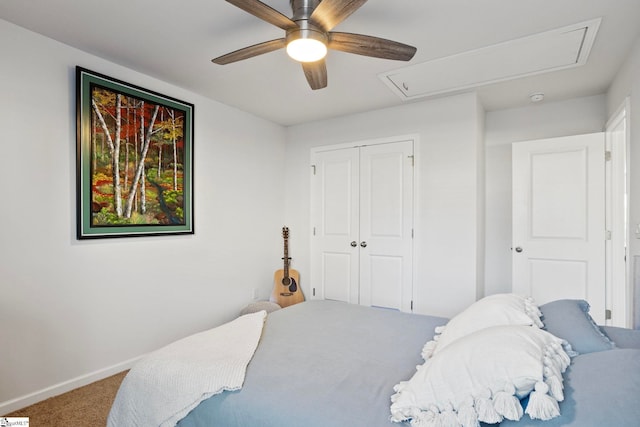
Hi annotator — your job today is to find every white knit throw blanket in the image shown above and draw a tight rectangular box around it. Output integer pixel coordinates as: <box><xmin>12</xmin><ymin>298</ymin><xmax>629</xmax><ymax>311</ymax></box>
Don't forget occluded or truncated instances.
<box><xmin>107</xmin><ymin>310</ymin><xmax>267</xmax><ymax>427</ymax></box>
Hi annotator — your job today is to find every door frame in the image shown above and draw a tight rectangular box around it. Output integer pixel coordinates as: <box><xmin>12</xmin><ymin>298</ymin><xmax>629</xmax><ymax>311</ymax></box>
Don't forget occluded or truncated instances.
<box><xmin>309</xmin><ymin>133</ymin><xmax>419</xmax><ymax>311</ymax></box>
<box><xmin>605</xmin><ymin>97</ymin><xmax>631</xmax><ymax>327</ymax></box>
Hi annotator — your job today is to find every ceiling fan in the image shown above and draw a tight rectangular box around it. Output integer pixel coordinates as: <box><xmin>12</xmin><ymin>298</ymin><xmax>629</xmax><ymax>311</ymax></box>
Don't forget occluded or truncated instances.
<box><xmin>212</xmin><ymin>0</ymin><xmax>417</xmax><ymax>90</ymax></box>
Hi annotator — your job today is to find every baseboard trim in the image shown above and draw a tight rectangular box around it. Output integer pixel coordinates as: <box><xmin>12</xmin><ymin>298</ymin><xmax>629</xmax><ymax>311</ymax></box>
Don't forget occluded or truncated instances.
<box><xmin>0</xmin><ymin>355</ymin><xmax>143</xmax><ymax>415</ymax></box>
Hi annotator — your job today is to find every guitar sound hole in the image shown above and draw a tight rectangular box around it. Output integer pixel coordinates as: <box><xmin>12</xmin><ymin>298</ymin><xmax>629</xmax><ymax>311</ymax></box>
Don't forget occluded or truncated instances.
<box><xmin>282</xmin><ymin>277</ymin><xmax>291</xmax><ymax>287</ymax></box>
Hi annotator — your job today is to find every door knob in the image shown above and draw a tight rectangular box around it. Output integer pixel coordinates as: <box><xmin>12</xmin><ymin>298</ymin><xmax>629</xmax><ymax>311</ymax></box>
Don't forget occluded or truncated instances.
<box><xmin>360</xmin><ymin>241</ymin><xmax>367</xmax><ymax>248</ymax></box>
<box><xmin>350</xmin><ymin>241</ymin><xmax>357</xmax><ymax>247</ymax></box>
<box><xmin>514</xmin><ymin>247</ymin><xmax>523</xmax><ymax>253</ymax></box>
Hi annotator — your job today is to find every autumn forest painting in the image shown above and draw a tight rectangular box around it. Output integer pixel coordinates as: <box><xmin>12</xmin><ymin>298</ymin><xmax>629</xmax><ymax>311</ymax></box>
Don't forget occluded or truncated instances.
<box><xmin>77</xmin><ymin>68</ymin><xmax>193</xmax><ymax>238</ymax></box>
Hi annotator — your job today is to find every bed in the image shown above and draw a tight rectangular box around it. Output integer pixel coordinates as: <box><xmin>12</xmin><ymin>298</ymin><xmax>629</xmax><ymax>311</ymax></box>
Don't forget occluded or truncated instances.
<box><xmin>108</xmin><ymin>296</ymin><xmax>640</xmax><ymax>427</ymax></box>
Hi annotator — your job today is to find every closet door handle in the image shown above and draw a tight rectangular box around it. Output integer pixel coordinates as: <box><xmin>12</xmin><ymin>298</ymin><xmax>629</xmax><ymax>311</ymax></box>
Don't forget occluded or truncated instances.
<box><xmin>360</xmin><ymin>241</ymin><xmax>367</xmax><ymax>248</ymax></box>
<box><xmin>350</xmin><ymin>241</ymin><xmax>357</xmax><ymax>247</ymax></box>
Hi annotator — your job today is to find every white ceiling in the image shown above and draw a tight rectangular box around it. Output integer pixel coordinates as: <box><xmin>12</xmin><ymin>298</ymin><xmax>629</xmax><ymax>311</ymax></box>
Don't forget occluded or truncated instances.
<box><xmin>1</xmin><ymin>0</ymin><xmax>639</xmax><ymax>126</ymax></box>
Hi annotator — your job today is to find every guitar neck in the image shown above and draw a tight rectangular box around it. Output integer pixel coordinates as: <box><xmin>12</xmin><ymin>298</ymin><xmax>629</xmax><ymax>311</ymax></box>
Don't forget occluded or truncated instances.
<box><xmin>283</xmin><ymin>233</ymin><xmax>290</xmax><ymax>277</ymax></box>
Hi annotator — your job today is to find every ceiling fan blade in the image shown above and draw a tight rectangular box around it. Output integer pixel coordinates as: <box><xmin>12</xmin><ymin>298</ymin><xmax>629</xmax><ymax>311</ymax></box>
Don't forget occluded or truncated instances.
<box><xmin>212</xmin><ymin>38</ymin><xmax>286</xmax><ymax>64</ymax></box>
<box><xmin>309</xmin><ymin>0</ymin><xmax>368</xmax><ymax>31</ymax></box>
<box><xmin>302</xmin><ymin>60</ymin><xmax>328</xmax><ymax>90</ymax></box>
<box><xmin>226</xmin><ymin>0</ymin><xmax>297</xmax><ymax>30</ymax></box>
<box><xmin>328</xmin><ymin>32</ymin><xmax>417</xmax><ymax>61</ymax></box>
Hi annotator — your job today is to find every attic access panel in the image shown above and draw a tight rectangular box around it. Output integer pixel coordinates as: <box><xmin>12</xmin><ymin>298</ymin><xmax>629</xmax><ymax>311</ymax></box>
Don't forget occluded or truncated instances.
<box><xmin>379</xmin><ymin>19</ymin><xmax>601</xmax><ymax>100</ymax></box>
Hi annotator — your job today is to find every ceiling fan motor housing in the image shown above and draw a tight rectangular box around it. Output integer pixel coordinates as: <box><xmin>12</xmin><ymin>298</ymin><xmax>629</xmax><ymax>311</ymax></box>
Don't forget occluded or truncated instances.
<box><xmin>288</xmin><ymin>0</ymin><xmax>327</xmax><ymax>44</ymax></box>
<box><xmin>290</xmin><ymin>0</ymin><xmax>322</xmax><ymax>21</ymax></box>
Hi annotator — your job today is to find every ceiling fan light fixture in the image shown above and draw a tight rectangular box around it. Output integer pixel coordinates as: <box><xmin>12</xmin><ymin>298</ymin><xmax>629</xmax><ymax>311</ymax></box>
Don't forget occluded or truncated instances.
<box><xmin>286</xmin><ymin>21</ymin><xmax>328</xmax><ymax>63</ymax></box>
<box><xmin>287</xmin><ymin>37</ymin><xmax>327</xmax><ymax>62</ymax></box>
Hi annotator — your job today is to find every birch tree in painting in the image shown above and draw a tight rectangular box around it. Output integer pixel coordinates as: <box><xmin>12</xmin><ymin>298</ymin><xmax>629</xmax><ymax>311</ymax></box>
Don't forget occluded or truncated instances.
<box><xmin>91</xmin><ymin>91</ymin><xmax>123</xmax><ymax>217</ymax></box>
<box><xmin>123</xmin><ymin>104</ymin><xmax>159</xmax><ymax>219</ymax></box>
<box><xmin>165</xmin><ymin>109</ymin><xmax>183</xmax><ymax>191</ymax></box>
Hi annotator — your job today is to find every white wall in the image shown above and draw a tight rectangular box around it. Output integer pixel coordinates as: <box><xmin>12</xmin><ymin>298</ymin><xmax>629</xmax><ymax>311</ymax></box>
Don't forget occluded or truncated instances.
<box><xmin>607</xmin><ymin>36</ymin><xmax>640</xmax><ymax>328</ymax></box>
<box><xmin>284</xmin><ymin>92</ymin><xmax>484</xmax><ymax>319</ymax></box>
<box><xmin>483</xmin><ymin>95</ymin><xmax>607</xmax><ymax>295</ymax></box>
<box><xmin>0</xmin><ymin>19</ymin><xmax>286</xmax><ymax>411</ymax></box>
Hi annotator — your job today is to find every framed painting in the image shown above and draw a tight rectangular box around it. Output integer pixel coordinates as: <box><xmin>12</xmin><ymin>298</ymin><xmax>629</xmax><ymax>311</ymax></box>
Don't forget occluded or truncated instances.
<box><xmin>76</xmin><ymin>67</ymin><xmax>194</xmax><ymax>239</ymax></box>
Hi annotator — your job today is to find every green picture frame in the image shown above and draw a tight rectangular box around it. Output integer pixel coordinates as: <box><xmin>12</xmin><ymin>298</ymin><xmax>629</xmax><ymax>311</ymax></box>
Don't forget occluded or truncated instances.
<box><xmin>76</xmin><ymin>67</ymin><xmax>194</xmax><ymax>239</ymax></box>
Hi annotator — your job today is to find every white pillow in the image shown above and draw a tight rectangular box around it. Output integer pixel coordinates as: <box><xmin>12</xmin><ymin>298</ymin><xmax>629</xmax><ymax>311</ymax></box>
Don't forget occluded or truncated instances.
<box><xmin>391</xmin><ymin>325</ymin><xmax>571</xmax><ymax>427</ymax></box>
<box><xmin>422</xmin><ymin>294</ymin><xmax>543</xmax><ymax>360</ymax></box>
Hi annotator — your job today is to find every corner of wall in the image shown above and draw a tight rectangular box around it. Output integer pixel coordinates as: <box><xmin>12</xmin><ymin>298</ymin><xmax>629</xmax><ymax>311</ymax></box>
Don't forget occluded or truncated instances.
<box><xmin>476</xmin><ymin>94</ymin><xmax>487</xmax><ymax>300</ymax></box>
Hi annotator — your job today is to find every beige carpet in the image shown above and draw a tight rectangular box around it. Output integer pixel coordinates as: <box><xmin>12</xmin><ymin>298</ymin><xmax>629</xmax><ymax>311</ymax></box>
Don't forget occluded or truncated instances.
<box><xmin>3</xmin><ymin>371</ymin><xmax>128</xmax><ymax>427</ymax></box>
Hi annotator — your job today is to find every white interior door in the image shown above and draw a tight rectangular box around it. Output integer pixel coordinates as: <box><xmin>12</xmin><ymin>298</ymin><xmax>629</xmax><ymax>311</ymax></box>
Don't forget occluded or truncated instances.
<box><xmin>310</xmin><ymin>147</ymin><xmax>360</xmax><ymax>304</ymax></box>
<box><xmin>359</xmin><ymin>142</ymin><xmax>414</xmax><ymax>310</ymax></box>
<box><xmin>311</xmin><ymin>139</ymin><xmax>414</xmax><ymax>311</ymax></box>
<box><xmin>512</xmin><ymin>133</ymin><xmax>606</xmax><ymax>324</ymax></box>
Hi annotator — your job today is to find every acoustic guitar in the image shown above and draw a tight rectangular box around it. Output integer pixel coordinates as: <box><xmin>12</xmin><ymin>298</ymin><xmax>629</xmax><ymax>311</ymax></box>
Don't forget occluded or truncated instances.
<box><xmin>271</xmin><ymin>226</ymin><xmax>304</xmax><ymax>308</ymax></box>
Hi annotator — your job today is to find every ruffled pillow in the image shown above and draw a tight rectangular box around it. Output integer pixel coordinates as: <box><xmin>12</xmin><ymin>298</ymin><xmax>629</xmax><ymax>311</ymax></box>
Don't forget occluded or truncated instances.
<box><xmin>422</xmin><ymin>294</ymin><xmax>543</xmax><ymax>360</ymax></box>
<box><xmin>390</xmin><ymin>325</ymin><xmax>572</xmax><ymax>427</ymax></box>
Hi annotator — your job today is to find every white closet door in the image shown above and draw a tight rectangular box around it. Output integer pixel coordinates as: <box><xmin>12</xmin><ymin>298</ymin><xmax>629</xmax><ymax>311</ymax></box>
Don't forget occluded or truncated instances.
<box><xmin>311</xmin><ymin>139</ymin><xmax>414</xmax><ymax>311</ymax></box>
<box><xmin>359</xmin><ymin>141</ymin><xmax>414</xmax><ymax>311</ymax></box>
<box><xmin>310</xmin><ymin>147</ymin><xmax>360</xmax><ymax>304</ymax></box>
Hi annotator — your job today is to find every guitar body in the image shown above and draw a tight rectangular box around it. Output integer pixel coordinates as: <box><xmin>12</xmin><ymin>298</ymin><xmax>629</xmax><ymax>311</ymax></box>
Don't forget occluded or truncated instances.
<box><xmin>272</xmin><ymin>227</ymin><xmax>305</xmax><ymax>308</ymax></box>
<box><xmin>272</xmin><ymin>268</ymin><xmax>304</xmax><ymax>308</ymax></box>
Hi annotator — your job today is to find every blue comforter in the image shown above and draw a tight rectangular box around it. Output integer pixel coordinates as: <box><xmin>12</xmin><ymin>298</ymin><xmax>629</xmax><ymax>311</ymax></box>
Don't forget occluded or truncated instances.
<box><xmin>178</xmin><ymin>300</ymin><xmax>446</xmax><ymax>427</ymax></box>
<box><xmin>177</xmin><ymin>300</ymin><xmax>640</xmax><ymax>427</ymax></box>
